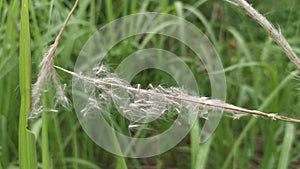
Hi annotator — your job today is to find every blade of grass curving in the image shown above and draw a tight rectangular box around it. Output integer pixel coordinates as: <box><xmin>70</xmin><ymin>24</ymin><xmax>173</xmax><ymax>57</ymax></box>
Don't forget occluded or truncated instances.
<box><xmin>210</xmin><ymin>62</ymin><xmax>263</xmax><ymax>74</ymax></box>
<box><xmin>277</xmin><ymin>123</ymin><xmax>295</xmax><ymax>169</ymax></box>
<box><xmin>19</xmin><ymin>0</ymin><xmax>38</xmax><ymax>168</ymax></box>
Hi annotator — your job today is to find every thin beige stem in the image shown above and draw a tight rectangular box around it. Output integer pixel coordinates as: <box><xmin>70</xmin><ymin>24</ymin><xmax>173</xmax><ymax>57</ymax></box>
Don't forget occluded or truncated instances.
<box><xmin>54</xmin><ymin>65</ymin><xmax>300</xmax><ymax>124</ymax></box>
<box><xmin>234</xmin><ymin>0</ymin><xmax>300</xmax><ymax>72</ymax></box>
<box><xmin>52</xmin><ymin>0</ymin><xmax>79</xmax><ymax>52</ymax></box>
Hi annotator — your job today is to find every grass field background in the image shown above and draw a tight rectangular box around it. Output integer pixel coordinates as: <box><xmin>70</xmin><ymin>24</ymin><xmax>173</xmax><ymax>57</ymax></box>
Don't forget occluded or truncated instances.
<box><xmin>1</xmin><ymin>0</ymin><xmax>300</xmax><ymax>168</ymax></box>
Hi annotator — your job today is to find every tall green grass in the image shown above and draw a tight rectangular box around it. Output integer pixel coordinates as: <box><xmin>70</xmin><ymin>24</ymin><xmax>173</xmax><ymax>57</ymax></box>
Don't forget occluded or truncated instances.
<box><xmin>0</xmin><ymin>1</ymin><xmax>19</xmax><ymax>167</ymax></box>
<box><xmin>19</xmin><ymin>0</ymin><xmax>37</xmax><ymax>168</ymax></box>
<box><xmin>0</xmin><ymin>0</ymin><xmax>300</xmax><ymax>168</ymax></box>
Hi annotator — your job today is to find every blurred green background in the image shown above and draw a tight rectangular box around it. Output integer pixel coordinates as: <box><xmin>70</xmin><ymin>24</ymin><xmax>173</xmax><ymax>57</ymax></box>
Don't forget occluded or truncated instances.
<box><xmin>1</xmin><ymin>0</ymin><xmax>300</xmax><ymax>168</ymax></box>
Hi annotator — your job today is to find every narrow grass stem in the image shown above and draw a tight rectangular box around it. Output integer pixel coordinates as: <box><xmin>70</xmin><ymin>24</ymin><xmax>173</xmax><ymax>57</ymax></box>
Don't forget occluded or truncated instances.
<box><xmin>234</xmin><ymin>0</ymin><xmax>300</xmax><ymax>72</ymax></box>
<box><xmin>42</xmin><ymin>112</ymin><xmax>50</xmax><ymax>169</ymax></box>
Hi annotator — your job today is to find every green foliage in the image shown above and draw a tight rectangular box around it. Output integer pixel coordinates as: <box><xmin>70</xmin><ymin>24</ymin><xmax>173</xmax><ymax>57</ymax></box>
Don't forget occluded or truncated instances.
<box><xmin>19</xmin><ymin>0</ymin><xmax>38</xmax><ymax>168</ymax></box>
<box><xmin>0</xmin><ymin>0</ymin><xmax>300</xmax><ymax>168</ymax></box>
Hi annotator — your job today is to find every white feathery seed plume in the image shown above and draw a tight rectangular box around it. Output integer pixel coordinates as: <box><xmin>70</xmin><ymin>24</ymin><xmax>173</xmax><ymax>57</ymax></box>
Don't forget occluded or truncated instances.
<box><xmin>30</xmin><ymin>0</ymin><xmax>79</xmax><ymax>118</ymax></box>
<box><xmin>54</xmin><ymin>65</ymin><xmax>300</xmax><ymax>123</ymax></box>
<box><xmin>30</xmin><ymin>0</ymin><xmax>300</xmax><ymax>124</ymax></box>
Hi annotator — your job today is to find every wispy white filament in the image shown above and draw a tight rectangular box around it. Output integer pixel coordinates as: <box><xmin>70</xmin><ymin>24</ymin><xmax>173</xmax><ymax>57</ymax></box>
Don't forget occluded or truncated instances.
<box><xmin>54</xmin><ymin>65</ymin><xmax>300</xmax><ymax>124</ymax></box>
<box><xmin>29</xmin><ymin>0</ymin><xmax>79</xmax><ymax>119</ymax></box>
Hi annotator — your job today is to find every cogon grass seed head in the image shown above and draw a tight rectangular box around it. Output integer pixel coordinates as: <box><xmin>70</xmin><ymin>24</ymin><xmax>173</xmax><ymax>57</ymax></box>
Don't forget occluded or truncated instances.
<box><xmin>30</xmin><ymin>0</ymin><xmax>300</xmax><ymax>125</ymax></box>
<box><xmin>30</xmin><ymin>45</ymin><xmax>70</xmax><ymax>119</ymax></box>
<box><xmin>54</xmin><ymin>65</ymin><xmax>300</xmax><ymax>124</ymax></box>
<box><xmin>29</xmin><ymin>0</ymin><xmax>79</xmax><ymax>118</ymax></box>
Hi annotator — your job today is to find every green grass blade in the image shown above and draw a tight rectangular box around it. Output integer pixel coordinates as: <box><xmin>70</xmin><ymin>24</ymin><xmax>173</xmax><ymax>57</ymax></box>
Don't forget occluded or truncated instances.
<box><xmin>105</xmin><ymin>0</ymin><xmax>114</xmax><ymax>22</ymax></box>
<box><xmin>0</xmin><ymin>1</ymin><xmax>19</xmax><ymax>168</ymax></box>
<box><xmin>277</xmin><ymin>123</ymin><xmax>295</xmax><ymax>169</ymax></box>
<box><xmin>19</xmin><ymin>0</ymin><xmax>37</xmax><ymax>168</ymax></box>
<box><xmin>195</xmin><ymin>136</ymin><xmax>213</xmax><ymax>169</ymax></box>
<box><xmin>0</xmin><ymin>0</ymin><xmax>18</xmax><ymax>81</ymax></box>
<box><xmin>52</xmin><ymin>116</ymin><xmax>68</xmax><ymax>169</ymax></box>
<box><xmin>28</xmin><ymin>0</ymin><xmax>43</xmax><ymax>57</ymax></box>
<box><xmin>42</xmin><ymin>112</ymin><xmax>50</xmax><ymax>169</ymax></box>
<box><xmin>111</xmin><ymin>121</ymin><xmax>127</xmax><ymax>169</ymax></box>
<box><xmin>0</xmin><ymin>115</ymin><xmax>8</xmax><ymax>167</ymax></box>
<box><xmin>191</xmin><ymin>119</ymin><xmax>200</xmax><ymax>169</ymax></box>
<box><xmin>130</xmin><ymin>0</ymin><xmax>137</xmax><ymax>13</ymax></box>
<box><xmin>175</xmin><ymin>1</ymin><xmax>187</xmax><ymax>56</ymax></box>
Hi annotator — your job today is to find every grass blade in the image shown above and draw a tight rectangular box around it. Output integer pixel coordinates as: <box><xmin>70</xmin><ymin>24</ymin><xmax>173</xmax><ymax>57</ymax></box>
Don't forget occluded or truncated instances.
<box><xmin>195</xmin><ymin>136</ymin><xmax>213</xmax><ymax>169</ymax></box>
<box><xmin>191</xmin><ymin>120</ymin><xmax>214</xmax><ymax>169</ymax></box>
<box><xmin>191</xmin><ymin>119</ymin><xmax>200</xmax><ymax>169</ymax></box>
<box><xmin>19</xmin><ymin>0</ymin><xmax>37</xmax><ymax>168</ymax></box>
<box><xmin>42</xmin><ymin>112</ymin><xmax>50</xmax><ymax>169</ymax></box>
<box><xmin>105</xmin><ymin>0</ymin><xmax>114</xmax><ymax>22</ymax></box>
<box><xmin>0</xmin><ymin>115</ymin><xmax>8</xmax><ymax>167</ymax></box>
<box><xmin>277</xmin><ymin>123</ymin><xmax>295</xmax><ymax>169</ymax></box>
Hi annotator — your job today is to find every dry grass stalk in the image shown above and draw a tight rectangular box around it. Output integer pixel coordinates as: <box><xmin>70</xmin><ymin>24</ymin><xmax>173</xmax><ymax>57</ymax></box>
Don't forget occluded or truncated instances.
<box><xmin>30</xmin><ymin>0</ymin><xmax>79</xmax><ymax>118</ymax></box>
<box><xmin>234</xmin><ymin>0</ymin><xmax>300</xmax><ymax>72</ymax></box>
<box><xmin>55</xmin><ymin>65</ymin><xmax>300</xmax><ymax>123</ymax></box>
